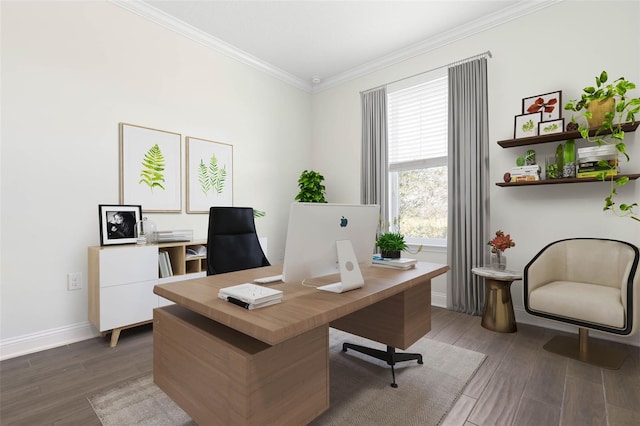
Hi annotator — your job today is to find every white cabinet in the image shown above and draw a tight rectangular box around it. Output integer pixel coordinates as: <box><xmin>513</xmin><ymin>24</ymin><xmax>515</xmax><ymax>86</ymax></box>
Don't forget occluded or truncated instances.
<box><xmin>88</xmin><ymin>241</ymin><xmax>207</xmax><ymax>347</ymax></box>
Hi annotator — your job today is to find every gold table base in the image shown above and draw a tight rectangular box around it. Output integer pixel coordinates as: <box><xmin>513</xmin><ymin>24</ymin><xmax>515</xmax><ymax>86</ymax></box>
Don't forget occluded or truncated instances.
<box><xmin>481</xmin><ymin>278</ymin><xmax>517</xmax><ymax>333</ymax></box>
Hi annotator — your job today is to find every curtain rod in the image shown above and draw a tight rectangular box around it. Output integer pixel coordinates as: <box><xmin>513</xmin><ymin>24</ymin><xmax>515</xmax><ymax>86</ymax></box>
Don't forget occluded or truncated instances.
<box><xmin>362</xmin><ymin>50</ymin><xmax>492</xmax><ymax>94</ymax></box>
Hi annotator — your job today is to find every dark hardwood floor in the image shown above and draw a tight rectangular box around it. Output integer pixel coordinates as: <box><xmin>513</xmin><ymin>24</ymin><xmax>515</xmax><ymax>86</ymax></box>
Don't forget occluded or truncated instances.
<box><xmin>1</xmin><ymin>307</ymin><xmax>638</xmax><ymax>425</ymax></box>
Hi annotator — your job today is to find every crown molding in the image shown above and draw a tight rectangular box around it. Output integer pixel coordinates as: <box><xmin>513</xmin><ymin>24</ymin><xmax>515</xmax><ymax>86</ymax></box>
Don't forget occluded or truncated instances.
<box><xmin>110</xmin><ymin>0</ymin><xmax>313</xmax><ymax>92</ymax></box>
<box><xmin>312</xmin><ymin>0</ymin><xmax>563</xmax><ymax>93</ymax></box>
<box><xmin>112</xmin><ymin>0</ymin><xmax>562</xmax><ymax>95</ymax></box>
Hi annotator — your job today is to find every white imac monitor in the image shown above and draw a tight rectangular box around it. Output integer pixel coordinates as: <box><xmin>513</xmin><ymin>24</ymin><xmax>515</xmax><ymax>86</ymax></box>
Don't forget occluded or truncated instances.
<box><xmin>282</xmin><ymin>202</ymin><xmax>380</xmax><ymax>292</ymax></box>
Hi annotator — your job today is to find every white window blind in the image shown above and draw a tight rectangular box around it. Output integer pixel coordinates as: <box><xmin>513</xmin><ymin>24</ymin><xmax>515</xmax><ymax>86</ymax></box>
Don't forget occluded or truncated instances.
<box><xmin>387</xmin><ymin>76</ymin><xmax>448</xmax><ymax>170</ymax></box>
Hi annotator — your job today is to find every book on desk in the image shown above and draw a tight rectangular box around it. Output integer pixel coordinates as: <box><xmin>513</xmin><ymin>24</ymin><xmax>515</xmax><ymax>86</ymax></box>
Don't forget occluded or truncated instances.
<box><xmin>372</xmin><ymin>256</ymin><xmax>417</xmax><ymax>270</ymax></box>
<box><xmin>218</xmin><ymin>283</ymin><xmax>283</xmax><ymax>310</ymax></box>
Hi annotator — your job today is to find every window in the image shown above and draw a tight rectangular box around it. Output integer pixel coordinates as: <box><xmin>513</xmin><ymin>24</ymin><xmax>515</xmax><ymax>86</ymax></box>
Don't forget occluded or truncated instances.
<box><xmin>387</xmin><ymin>71</ymin><xmax>448</xmax><ymax>247</ymax></box>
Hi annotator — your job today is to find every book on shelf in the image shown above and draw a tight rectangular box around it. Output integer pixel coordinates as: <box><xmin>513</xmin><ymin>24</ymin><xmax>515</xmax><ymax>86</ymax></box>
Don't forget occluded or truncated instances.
<box><xmin>372</xmin><ymin>256</ymin><xmax>417</xmax><ymax>269</ymax></box>
<box><xmin>218</xmin><ymin>283</ymin><xmax>283</xmax><ymax>305</ymax></box>
<box><xmin>511</xmin><ymin>175</ymin><xmax>540</xmax><ymax>182</ymax></box>
<box><xmin>159</xmin><ymin>251</ymin><xmax>173</xmax><ymax>278</ymax></box>
<box><xmin>577</xmin><ymin>169</ymin><xmax>618</xmax><ymax>178</ymax></box>
<box><xmin>578</xmin><ymin>159</ymin><xmax>618</xmax><ymax>169</ymax></box>
<box><xmin>186</xmin><ymin>244</ymin><xmax>207</xmax><ymax>258</ymax></box>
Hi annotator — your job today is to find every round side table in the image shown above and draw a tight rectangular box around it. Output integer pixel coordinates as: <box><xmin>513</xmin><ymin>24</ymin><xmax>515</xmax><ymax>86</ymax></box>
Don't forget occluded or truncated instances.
<box><xmin>471</xmin><ymin>267</ymin><xmax>522</xmax><ymax>333</ymax></box>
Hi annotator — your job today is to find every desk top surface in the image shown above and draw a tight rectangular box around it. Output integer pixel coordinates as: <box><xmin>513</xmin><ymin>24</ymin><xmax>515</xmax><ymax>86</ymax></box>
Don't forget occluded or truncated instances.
<box><xmin>154</xmin><ymin>262</ymin><xmax>448</xmax><ymax>345</ymax></box>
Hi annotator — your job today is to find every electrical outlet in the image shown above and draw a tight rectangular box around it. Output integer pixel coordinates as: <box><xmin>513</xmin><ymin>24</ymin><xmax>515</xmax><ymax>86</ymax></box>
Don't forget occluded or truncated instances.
<box><xmin>67</xmin><ymin>272</ymin><xmax>82</xmax><ymax>291</ymax></box>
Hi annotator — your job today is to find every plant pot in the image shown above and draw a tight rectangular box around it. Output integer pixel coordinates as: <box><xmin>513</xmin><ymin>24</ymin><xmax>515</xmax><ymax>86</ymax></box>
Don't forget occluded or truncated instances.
<box><xmin>587</xmin><ymin>98</ymin><xmax>614</xmax><ymax>129</ymax></box>
<box><xmin>381</xmin><ymin>250</ymin><xmax>401</xmax><ymax>259</ymax></box>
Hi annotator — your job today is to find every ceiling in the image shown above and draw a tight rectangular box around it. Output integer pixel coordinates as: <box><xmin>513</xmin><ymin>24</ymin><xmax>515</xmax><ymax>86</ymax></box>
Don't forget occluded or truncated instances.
<box><xmin>117</xmin><ymin>0</ymin><xmax>560</xmax><ymax>91</ymax></box>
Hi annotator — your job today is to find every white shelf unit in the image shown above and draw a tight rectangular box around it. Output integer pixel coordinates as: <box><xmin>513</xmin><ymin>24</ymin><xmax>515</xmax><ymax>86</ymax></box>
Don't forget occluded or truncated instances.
<box><xmin>88</xmin><ymin>240</ymin><xmax>207</xmax><ymax>347</ymax></box>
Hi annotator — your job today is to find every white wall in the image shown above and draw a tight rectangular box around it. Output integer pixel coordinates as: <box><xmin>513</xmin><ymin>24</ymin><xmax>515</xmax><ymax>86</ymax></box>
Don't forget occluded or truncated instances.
<box><xmin>311</xmin><ymin>0</ymin><xmax>640</xmax><ymax>344</ymax></box>
<box><xmin>2</xmin><ymin>1</ymin><xmax>639</xmax><ymax>358</ymax></box>
<box><xmin>1</xmin><ymin>1</ymin><xmax>311</xmax><ymax>357</ymax></box>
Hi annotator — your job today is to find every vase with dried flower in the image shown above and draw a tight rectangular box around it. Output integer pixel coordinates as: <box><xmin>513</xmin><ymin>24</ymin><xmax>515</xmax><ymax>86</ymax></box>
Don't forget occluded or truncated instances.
<box><xmin>487</xmin><ymin>230</ymin><xmax>515</xmax><ymax>270</ymax></box>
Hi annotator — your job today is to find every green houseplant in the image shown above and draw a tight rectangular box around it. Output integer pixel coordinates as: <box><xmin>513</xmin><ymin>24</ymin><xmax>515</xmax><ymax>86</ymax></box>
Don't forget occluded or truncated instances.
<box><xmin>564</xmin><ymin>71</ymin><xmax>640</xmax><ymax>222</ymax></box>
<box><xmin>295</xmin><ymin>170</ymin><xmax>327</xmax><ymax>203</ymax></box>
<box><xmin>375</xmin><ymin>232</ymin><xmax>407</xmax><ymax>259</ymax></box>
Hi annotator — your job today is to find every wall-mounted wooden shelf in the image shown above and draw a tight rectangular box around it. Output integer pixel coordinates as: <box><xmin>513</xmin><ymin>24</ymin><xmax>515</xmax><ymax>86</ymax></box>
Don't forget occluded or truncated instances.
<box><xmin>496</xmin><ymin>173</ymin><xmax>640</xmax><ymax>187</ymax></box>
<box><xmin>497</xmin><ymin>122</ymin><xmax>639</xmax><ymax>148</ymax></box>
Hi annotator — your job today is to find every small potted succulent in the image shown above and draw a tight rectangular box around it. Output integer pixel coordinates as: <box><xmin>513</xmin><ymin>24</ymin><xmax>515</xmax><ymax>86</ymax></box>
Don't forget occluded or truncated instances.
<box><xmin>375</xmin><ymin>232</ymin><xmax>407</xmax><ymax>259</ymax></box>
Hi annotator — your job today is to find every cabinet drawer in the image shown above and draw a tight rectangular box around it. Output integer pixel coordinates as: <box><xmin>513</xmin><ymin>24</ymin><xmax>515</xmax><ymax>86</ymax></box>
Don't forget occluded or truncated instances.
<box><xmin>99</xmin><ymin>246</ymin><xmax>158</xmax><ymax>287</ymax></box>
<box><xmin>99</xmin><ymin>280</ymin><xmax>157</xmax><ymax>331</ymax></box>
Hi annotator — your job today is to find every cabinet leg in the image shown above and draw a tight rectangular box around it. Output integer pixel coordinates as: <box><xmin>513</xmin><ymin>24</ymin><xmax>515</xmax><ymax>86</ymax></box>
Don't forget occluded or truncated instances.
<box><xmin>110</xmin><ymin>328</ymin><xmax>122</xmax><ymax>347</ymax></box>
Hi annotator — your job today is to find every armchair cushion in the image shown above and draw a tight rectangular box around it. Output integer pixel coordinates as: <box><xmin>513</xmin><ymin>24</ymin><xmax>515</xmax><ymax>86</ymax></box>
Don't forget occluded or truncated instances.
<box><xmin>528</xmin><ymin>281</ymin><xmax>624</xmax><ymax>328</ymax></box>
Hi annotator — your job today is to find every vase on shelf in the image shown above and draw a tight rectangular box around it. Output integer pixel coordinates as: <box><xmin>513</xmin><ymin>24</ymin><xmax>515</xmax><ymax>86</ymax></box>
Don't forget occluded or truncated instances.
<box><xmin>490</xmin><ymin>250</ymin><xmax>507</xmax><ymax>270</ymax></box>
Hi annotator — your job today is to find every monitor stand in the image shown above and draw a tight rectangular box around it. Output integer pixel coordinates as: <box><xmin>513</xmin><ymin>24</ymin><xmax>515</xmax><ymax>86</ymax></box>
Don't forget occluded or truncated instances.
<box><xmin>316</xmin><ymin>240</ymin><xmax>364</xmax><ymax>293</ymax></box>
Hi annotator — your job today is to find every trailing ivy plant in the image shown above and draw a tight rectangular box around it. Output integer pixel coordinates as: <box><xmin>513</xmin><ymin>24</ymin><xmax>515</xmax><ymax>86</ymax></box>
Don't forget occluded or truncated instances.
<box><xmin>295</xmin><ymin>170</ymin><xmax>327</xmax><ymax>203</ymax></box>
<box><xmin>139</xmin><ymin>144</ymin><xmax>166</xmax><ymax>191</ymax></box>
<box><xmin>564</xmin><ymin>71</ymin><xmax>640</xmax><ymax>222</ymax></box>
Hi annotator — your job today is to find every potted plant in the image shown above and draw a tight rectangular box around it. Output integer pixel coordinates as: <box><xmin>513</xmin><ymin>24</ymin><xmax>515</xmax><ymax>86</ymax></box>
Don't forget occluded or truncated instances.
<box><xmin>295</xmin><ymin>170</ymin><xmax>327</xmax><ymax>203</ymax></box>
<box><xmin>375</xmin><ymin>232</ymin><xmax>407</xmax><ymax>259</ymax></box>
<box><xmin>564</xmin><ymin>71</ymin><xmax>640</xmax><ymax>222</ymax></box>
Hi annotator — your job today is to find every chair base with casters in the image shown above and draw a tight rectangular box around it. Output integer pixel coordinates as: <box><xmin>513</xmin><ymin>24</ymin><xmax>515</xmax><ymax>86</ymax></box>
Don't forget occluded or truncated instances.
<box><xmin>524</xmin><ymin>238</ymin><xmax>639</xmax><ymax>370</ymax></box>
<box><xmin>342</xmin><ymin>342</ymin><xmax>423</xmax><ymax>388</ymax></box>
<box><xmin>542</xmin><ymin>328</ymin><xmax>629</xmax><ymax>370</ymax></box>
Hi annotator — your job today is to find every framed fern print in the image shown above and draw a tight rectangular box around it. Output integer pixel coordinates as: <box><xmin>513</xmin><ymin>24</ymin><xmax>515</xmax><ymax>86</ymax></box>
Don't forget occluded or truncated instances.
<box><xmin>186</xmin><ymin>136</ymin><xmax>233</xmax><ymax>213</ymax></box>
<box><xmin>119</xmin><ymin>123</ymin><xmax>182</xmax><ymax>212</ymax></box>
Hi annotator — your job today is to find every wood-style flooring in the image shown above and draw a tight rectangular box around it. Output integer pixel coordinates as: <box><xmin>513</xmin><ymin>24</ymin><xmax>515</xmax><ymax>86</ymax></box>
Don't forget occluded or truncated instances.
<box><xmin>1</xmin><ymin>307</ymin><xmax>639</xmax><ymax>425</ymax></box>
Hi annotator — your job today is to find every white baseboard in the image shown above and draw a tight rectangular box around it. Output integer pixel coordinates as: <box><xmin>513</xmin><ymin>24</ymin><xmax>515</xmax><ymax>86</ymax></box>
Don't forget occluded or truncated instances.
<box><xmin>0</xmin><ymin>322</ymin><xmax>99</xmax><ymax>361</ymax></box>
<box><xmin>432</xmin><ymin>291</ymin><xmax>447</xmax><ymax>308</ymax></box>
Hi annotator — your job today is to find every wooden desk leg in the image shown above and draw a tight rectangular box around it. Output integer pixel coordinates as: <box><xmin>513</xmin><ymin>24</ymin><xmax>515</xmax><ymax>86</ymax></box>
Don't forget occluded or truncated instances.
<box><xmin>481</xmin><ymin>278</ymin><xmax>517</xmax><ymax>333</ymax></box>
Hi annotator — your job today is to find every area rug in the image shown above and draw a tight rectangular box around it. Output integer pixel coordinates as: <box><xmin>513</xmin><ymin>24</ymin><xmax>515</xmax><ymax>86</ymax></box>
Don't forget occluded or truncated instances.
<box><xmin>88</xmin><ymin>329</ymin><xmax>486</xmax><ymax>426</ymax></box>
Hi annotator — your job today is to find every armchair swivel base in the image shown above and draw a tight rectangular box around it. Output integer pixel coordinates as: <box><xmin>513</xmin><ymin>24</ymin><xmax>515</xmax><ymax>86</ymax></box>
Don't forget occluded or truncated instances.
<box><xmin>544</xmin><ymin>328</ymin><xmax>629</xmax><ymax>369</ymax></box>
<box><xmin>342</xmin><ymin>342</ymin><xmax>423</xmax><ymax>388</ymax></box>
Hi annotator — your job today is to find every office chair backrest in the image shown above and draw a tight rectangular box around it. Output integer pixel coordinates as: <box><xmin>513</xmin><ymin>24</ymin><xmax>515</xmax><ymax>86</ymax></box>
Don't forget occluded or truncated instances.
<box><xmin>206</xmin><ymin>207</ymin><xmax>270</xmax><ymax>275</ymax></box>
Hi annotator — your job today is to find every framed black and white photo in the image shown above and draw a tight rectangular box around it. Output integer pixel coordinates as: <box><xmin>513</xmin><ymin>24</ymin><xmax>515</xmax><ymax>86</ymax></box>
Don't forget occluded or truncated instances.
<box><xmin>514</xmin><ymin>112</ymin><xmax>542</xmax><ymax>138</ymax></box>
<box><xmin>119</xmin><ymin>123</ymin><xmax>182</xmax><ymax>213</ymax></box>
<box><xmin>99</xmin><ymin>204</ymin><xmax>142</xmax><ymax>246</ymax></box>
<box><xmin>522</xmin><ymin>91</ymin><xmax>562</xmax><ymax>121</ymax></box>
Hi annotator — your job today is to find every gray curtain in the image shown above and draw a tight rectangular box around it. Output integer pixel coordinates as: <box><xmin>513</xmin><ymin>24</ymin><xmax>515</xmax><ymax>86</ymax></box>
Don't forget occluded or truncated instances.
<box><xmin>360</xmin><ymin>87</ymin><xmax>389</xmax><ymax>228</ymax></box>
<box><xmin>446</xmin><ymin>58</ymin><xmax>490</xmax><ymax>315</ymax></box>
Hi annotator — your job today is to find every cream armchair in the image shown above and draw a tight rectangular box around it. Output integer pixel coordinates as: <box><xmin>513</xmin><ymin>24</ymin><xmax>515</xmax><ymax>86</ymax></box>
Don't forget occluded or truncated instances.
<box><xmin>524</xmin><ymin>238</ymin><xmax>639</xmax><ymax>369</ymax></box>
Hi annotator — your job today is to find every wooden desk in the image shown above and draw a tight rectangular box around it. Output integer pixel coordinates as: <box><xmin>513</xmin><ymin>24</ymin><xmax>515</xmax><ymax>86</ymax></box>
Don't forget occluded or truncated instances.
<box><xmin>153</xmin><ymin>262</ymin><xmax>448</xmax><ymax>425</ymax></box>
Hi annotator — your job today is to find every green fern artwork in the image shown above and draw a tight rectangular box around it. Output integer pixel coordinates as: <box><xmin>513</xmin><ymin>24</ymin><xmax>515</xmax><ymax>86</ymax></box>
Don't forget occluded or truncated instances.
<box><xmin>521</xmin><ymin>119</ymin><xmax>534</xmax><ymax>133</ymax></box>
<box><xmin>139</xmin><ymin>144</ymin><xmax>166</xmax><ymax>191</ymax></box>
<box><xmin>198</xmin><ymin>154</ymin><xmax>227</xmax><ymax>195</ymax></box>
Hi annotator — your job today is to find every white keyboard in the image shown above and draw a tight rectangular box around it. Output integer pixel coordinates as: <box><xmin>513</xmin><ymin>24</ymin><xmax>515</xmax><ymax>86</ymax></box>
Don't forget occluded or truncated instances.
<box><xmin>254</xmin><ymin>274</ymin><xmax>283</xmax><ymax>284</ymax></box>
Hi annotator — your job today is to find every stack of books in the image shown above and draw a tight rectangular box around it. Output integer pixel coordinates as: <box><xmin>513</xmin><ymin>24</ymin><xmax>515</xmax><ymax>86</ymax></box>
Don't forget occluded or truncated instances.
<box><xmin>218</xmin><ymin>283</ymin><xmax>283</xmax><ymax>310</ymax></box>
<box><xmin>577</xmin><ymin>145</ymin><xmax>618</xmax><ymax>178</ymax></box>
<box><xmin>156</xmin><ymin>230</ymin><xmax>193</xmax><ymax>242</ymax></box>
<box><xmin>509</xmin><ymin>165</ymin><xmax>541</xmax><ymax>182</ymax></box>
<box><xmin>372</xmin><ymin>256</ymin><xmax>417</xmax><ymax>270</ymax></box>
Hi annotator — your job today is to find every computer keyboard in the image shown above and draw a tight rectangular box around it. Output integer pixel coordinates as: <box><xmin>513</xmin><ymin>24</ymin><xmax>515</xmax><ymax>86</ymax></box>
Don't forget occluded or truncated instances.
<box><xmin>254</xmin><ymin>274</ymin><xmax>283</xmax><ymax>284</ymax></box>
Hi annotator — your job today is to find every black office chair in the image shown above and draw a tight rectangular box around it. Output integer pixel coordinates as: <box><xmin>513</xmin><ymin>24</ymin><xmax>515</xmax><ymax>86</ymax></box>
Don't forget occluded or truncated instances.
<box><xmin>206</xmin><ymin>207</ymin><xmax>270</xmax><ymax>275</ymax></box>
